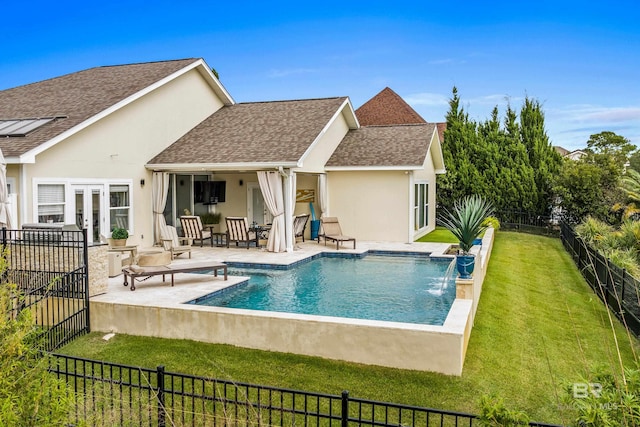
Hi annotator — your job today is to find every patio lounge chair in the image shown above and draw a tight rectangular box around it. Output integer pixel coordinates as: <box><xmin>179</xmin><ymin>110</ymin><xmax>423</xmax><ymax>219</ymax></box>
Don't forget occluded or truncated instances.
<box><xmin>225</xmin><ymin>217</ymin><xmax>258</xmax><ymax>249</ymax></box>
<box><xmin>318</xmin><ymin>217</ymin><xmax>356</xmax><ymax>250</ymax></box>
<box><xmin>293</xmin><ymin>213</ymin><xmax>310</xmax><ymax>242</ymax></box>
<box><xmin>180</xmin><ymin>215</ymin><xmax>213</xmax><ymax>247</ymax></box>
<box><xmin>122</xmin><ymin>261</ymin><xmax>227</xmax><ymax>291</ymax></box>
<box><xmin>161</xmin><ymin>225</ymin><xmax>192</xmax><ymax>259</ymax></box>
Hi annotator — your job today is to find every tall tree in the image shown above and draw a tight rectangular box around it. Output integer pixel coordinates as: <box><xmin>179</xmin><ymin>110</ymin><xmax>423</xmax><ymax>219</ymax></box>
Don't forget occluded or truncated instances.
<box><xmin>519</xmin><ymin>98</ymin><xmax>562</xmax><ymax>214</ymax></box>
<box><xmin>585</xmin><ymin>131</ymin><xmax>636</xmax><ymax>173</ymax></box>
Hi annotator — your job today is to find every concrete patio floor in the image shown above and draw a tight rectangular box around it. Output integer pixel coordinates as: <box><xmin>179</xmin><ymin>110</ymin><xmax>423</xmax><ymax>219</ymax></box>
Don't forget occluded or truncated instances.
<box><xmin>96</xmin><ymin>239</ymin><xmax>453</xmax><ymax>305</ymax></box>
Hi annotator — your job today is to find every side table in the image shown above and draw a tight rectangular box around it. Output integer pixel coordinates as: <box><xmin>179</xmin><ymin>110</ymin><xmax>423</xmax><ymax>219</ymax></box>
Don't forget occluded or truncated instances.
<box><xmin>212</xmin><ymin>232</ymin><xmax>226</xmax><ymax>247</ymax></box>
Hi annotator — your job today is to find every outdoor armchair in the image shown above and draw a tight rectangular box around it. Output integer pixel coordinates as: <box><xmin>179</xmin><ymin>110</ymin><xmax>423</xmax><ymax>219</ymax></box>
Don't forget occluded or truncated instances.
<box><xmin>293</xmin><ymin>213</ymin><xmax>310</xmax><ymax>242</ymax></box>
<box><xmin>225</xmin><ymin>216</ymin><xmax>258</xmax><ymax>249</ymax></box>
<box><xmin>180</xmin><ymin>215</ymin><xmax>213</xmax><ymax>247</ymax></box>
<box><xmin>161</xmin><ymin>225</ymin><xmax>192</xmax><ymax>259</ymax></box>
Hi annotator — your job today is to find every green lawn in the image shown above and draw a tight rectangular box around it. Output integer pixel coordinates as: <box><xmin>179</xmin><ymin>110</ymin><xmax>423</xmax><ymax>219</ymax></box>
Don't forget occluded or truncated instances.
<box><xmin>417</xmin><ymin>226</ymin><xmax>459</xmax><ymax>243</ymax></box>
<box><xmin>59</xmin><ymin>232</ymin><xmax>639</xmax><ymax>424</ymax></box>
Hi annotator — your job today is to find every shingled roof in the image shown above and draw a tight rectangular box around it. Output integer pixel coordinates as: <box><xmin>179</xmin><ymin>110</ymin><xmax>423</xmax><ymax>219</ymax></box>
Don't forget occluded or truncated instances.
<box><xmin>326</xmin><ymin>123</ymin><xmax>436</xmax><ymax>168</ymax></box>
<box><xmin>355</xmin><ymin>87</ymin><xmax>427</xmax><ymax>126</ymax></box>
<box><xmin>0</xmin><ymin>58</ymin><xmax>210</xmax><ymax>158</ymax></box>
<box><xmin>148</xmin><ymin>97</ymin><xmax>350</xmax><ymax>166</ymax></box>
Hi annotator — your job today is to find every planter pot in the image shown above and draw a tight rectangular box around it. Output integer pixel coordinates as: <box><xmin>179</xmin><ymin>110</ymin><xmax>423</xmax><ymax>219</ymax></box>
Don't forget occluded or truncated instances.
<box><xmin>110</xmin><ymin>238</ymin><xmax>127</xmax><ymax>247</ymax></box>
<box><xmin>456</xmin><ymin>254</ymin><xmax>476</xmax><ymax>279</ymax></box>
<box><xmin>472</xmin><ymin>238</ymin><xmax>482</xmax><ymax>246</ymax></box>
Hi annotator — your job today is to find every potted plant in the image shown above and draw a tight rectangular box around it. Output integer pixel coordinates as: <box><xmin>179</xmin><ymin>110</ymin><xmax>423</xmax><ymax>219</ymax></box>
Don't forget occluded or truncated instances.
<box><xmin>438</xmin><ymin>195</ymin><xmax>494</xmax><ymax>279</ymax></box>
<box><xmin>199</xmin><ymin>212</ymin><xmax>222</xmax><ymax>230</ymax></box>
<box><xmin>110</xmin><ymin>227</ymin><xmax>129</xmax><ymax>247</ymax></box>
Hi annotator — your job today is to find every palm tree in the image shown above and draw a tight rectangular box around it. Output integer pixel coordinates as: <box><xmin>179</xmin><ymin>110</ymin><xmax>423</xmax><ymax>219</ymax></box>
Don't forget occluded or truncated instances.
<box><xmin>615</xmin><ymin>168</ymin><xmax>640</xmax><ymax>219</ymax></box>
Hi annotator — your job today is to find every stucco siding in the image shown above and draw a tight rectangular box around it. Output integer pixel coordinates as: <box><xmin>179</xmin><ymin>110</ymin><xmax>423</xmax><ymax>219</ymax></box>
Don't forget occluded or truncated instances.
<box><xmin>299</xmin><ymin>113</ymin><xmax>350</xmax><ymax>173</ymax></box>
<box><xmin>21</xmin><ymin>69</ymin><xmax>224</xmax><ymax>246</ymax></box>
<box><xmin>327</xmin><ymin>171</ymin><xmax>410</xmax><ymax>242</ymax></box>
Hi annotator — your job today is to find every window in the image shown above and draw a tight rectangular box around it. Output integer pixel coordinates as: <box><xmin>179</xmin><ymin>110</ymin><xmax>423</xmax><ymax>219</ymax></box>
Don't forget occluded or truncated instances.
<box><xmin>414</xmin><ymin>183</ymin><xmax>429</xmax><ymax>230</ymax></box>
<box><xmin>109</xmin><ymin>184</ymin><xmax>130</xmax><ymax>231</ymax></box>
<box><xmin>37</xmin><ymin>184</ymin><xmax>65</xmax><ymax>223</ymax></box>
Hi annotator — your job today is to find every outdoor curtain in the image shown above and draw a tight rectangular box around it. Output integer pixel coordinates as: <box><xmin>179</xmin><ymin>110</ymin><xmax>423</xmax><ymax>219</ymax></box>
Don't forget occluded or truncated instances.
<box><xmin>0</xmin><ymin>148</ymin><xmax>12</xmax><ymax>229</ymax></box>
<box><xmin>152</xmin><ymin>172</ymin><xmax>170</xmax><ymax>246</ymax></box>
<box><xmin>257</xmin><ymin>171</ymin><xmax>286</xmax><ymax>252</ymax></box>
<box><xmin>318</xmin><ymin>174</ymin><xmax>327</xmax><ymax>218</ymax></box>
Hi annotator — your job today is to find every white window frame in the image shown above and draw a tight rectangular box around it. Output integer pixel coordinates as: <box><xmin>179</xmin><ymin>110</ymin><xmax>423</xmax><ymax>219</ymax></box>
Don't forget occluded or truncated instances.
<box><xmin>414</xmin><ymin>182</ymin><xmax>429</xmax><ymax>231</ymax></box>
<box><xmin>32</xmin><ymin>179</ymin><xmax>133</xmax><ymax>236</ymax></box>
<box><xmin>109</xmin><ymin>183</ymin><xmax>132</xmax><ymax>233</ymax></box>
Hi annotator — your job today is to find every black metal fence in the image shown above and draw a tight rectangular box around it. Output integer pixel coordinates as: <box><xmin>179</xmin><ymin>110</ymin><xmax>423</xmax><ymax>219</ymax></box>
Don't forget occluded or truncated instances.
<box><xmin>494</xmin><ymin>211</ymin><xmax>561</xmax><ymax>236</ymax></box>
<box><xmin>50</xmin><ymin>354</ymin><xmax>562</xmax><ymax>427</ymax></box>
<box><xmin>1</xmin><ymin>227</ymin><xmax>90</xmax><ymax>351</ymax></box>
<box><xmin>559</xmin><ymin>221</ymin><xmax>640</xmax><ymax>336</ymax></box>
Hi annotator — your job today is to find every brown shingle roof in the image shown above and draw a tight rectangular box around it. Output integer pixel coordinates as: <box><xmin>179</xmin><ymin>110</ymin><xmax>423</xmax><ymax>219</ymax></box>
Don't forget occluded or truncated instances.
<box><xmin>0</xmin><ymin>59</ymin><xmax>200</xmax><ymax>158</ymax></box>
<box><xmin>355</xmin><ymin>87</ymin><xmax>427</xmax><ymax>126</ymax></box>
<box><xmin>149</xmin><ymin>97</ymin><xmax>348</xmax><ymax>165</ymax></box>
<box><xmin>436</xmin><ymin>122</ymin><xmax>446</xmax><ymax>142</ymax></box>
<box><xmin>326</xmin><ymin>123</ymin><xmax>436</xmax><ymax>168</ymax></box>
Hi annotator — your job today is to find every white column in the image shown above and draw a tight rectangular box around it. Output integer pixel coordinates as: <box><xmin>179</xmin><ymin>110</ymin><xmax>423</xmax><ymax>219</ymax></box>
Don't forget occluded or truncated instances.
<box><xmin>283</xmin><ymin>168</ymin><xmax>294</xmax><ymax>252</ymax></box>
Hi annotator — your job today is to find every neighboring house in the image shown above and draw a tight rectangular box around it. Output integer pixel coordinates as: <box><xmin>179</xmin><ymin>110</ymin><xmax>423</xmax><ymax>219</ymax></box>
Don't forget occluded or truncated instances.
<box><xmin>0</xmin><ymin>59</ymin><xmax>444</xmax><ymax>249</ymax></box>
<box><xmin>554</xmin><ymin>146</ymin><xmax>587</xmax><ymax>161</ymax></box>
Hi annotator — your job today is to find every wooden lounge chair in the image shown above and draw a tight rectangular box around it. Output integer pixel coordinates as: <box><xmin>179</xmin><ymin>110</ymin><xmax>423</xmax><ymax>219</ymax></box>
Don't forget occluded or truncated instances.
<box><xmin>225</xmin><ymin>217</ymin><xmax>258</xmax><ymax>249</ymax></box>
<box><xmin>122</xmin><ymin>261</ymin><xmax>227</xmax><ymax>291</ymax></box>
<box><xmin>293</xmin><ymin>213</ymin><xmax>310</xmax><ymax>242</ymax></box>
<box><xmin>318</xmin><ymin>217</ymin><xmax>356</xmax><ymax>250</ymax></box>
<box><xmin>161</xmin><ymin>225</ymin><xmax>192</xmax><ymax>259</ymax></box>
<box><xmin>180</xmin><ymin>215</ymin><xmax>213</xmax><ymax>247</ymax></box>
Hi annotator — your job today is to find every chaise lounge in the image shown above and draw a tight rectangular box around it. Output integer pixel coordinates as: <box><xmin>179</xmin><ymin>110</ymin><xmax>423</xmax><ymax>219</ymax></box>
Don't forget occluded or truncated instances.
<box><xmin>318</xmin><ymin>216</ymin><xmax>356</xmax><ymax>250</ymax></box>
<box><xmin>122</xmin><ymin>261</ymin><xmax>227</xmax><ymax>291</ymax></box>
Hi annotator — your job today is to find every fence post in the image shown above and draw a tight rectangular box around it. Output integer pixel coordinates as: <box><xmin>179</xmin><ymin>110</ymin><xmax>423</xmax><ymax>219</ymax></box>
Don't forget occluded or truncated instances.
<box><xmin>157</xmin><ymin>365</ymin><xmax>165</xmax><ymax>427</ymax></box>
<box><xmin>341</xmin><ymin>390</ymin><xmax>349</xmax><ymax>427</ymax></box>
<box><xmin>621</xmin><ymin>269</ymin><xmax>626</xmax><ymax>302</ymax></box>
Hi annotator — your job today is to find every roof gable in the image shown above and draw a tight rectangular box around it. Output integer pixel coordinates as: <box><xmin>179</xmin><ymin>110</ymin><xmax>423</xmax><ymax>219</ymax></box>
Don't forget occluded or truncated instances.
<box><xmin>326</xmin><ymin>123</ymin><xmax>437</xmax><ymax>169</ymax></box>
<box><xmin>0</xmin><ymin>58</ymin><xmax>233</xmax><ymax>161</ymax></box>
<box><xmin>148</xmin><ymin>97</ymin><xmax>350</xmax><ymax>168</ymax></box>
<box><xmin>355</xmin><ymin>87</ymin><xmax>427</xmax><ymax>126</ymax></box>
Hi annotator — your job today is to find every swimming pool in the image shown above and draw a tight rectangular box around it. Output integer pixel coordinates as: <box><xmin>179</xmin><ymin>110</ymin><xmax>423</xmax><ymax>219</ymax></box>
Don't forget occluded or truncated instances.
<box><xmin>192</xmin><ymin>255</ymin><xmax>457</xmax><ymax>325</ymax></box>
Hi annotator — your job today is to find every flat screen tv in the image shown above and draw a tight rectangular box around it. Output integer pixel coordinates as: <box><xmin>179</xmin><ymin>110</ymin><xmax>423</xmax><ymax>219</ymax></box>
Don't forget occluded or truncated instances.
<box><xmin>195</xmin><ymin>181</ymin><xmax>226</xmax><ymax>204</ymax></box>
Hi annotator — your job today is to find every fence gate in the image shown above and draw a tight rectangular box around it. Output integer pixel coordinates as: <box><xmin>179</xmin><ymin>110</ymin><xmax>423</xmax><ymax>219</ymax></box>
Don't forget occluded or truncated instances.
<box><xmin>1</xmin><ymin>227</ymin><xmax>90</xmax><ymax>351</ymax></box>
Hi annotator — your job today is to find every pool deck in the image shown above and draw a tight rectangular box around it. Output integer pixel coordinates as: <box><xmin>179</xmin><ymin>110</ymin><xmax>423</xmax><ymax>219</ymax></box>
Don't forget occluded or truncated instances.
<box><xmin>95</xmin><ymin>240</ymin><xmax>453</xmax><ymax>305</ymax></box>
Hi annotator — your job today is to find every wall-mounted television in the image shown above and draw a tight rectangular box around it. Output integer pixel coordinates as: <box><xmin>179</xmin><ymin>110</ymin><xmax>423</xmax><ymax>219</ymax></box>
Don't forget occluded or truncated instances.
<box><xmin>194</xmin><ymin>181</ymin><xmax>226</xmax><ymax>204</ymax></box>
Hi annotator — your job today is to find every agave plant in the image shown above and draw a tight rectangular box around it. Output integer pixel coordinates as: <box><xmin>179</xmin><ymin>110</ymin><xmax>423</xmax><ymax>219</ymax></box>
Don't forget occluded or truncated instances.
<box><xmin>438</xmin><ymin>195</ymin><xmax>494</xmax><ymax>254</ymax></box>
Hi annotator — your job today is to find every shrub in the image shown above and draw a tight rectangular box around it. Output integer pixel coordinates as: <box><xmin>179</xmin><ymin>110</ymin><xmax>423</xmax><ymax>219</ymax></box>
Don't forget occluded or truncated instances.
<box><xmin>111</xmin><ymin>227</ymin><xmax>128</xmax><ymax>240</ymax></box>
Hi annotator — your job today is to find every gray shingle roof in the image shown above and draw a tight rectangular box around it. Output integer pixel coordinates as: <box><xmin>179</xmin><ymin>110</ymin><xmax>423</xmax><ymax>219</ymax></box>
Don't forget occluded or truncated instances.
<box><xmin>0</xmin><ymin>59</ymin><xmax>200</xmax><ymax>158</ymax></box>
<box><xmin>148</xmin><ymin>97</ymin><xmax>348</xmax><ymax>165</ymax></box>
<box><xmin>326</xmin><ymin>123</ymin><xmax>436</xmax><ymax>168</ymax></box>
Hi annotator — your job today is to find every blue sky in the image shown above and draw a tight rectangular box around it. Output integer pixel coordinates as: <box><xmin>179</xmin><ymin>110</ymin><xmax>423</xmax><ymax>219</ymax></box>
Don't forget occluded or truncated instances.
<box><xmin>2</xmin><ymin>1</ymin><xmax>639</xmax><ymax>151</ymax></box>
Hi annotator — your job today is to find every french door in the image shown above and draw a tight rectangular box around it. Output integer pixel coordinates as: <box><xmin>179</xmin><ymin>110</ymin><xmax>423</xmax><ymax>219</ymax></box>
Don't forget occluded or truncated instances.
<box><xmin>247</xmin><ymin>183</ymin><xmax>272</xmax><ymax>226</ymax></box>
<box><xmin>72</xmin><ymin>185</ymin><xmax>104</xmax><ymax>244</ymax></box>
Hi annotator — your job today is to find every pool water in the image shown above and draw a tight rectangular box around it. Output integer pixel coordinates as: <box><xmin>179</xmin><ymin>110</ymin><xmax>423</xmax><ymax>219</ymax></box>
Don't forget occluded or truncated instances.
<box><xmin>193</xmin><ymin>255</ymin><xmax>457</xmax><ymax>326</ymax></box>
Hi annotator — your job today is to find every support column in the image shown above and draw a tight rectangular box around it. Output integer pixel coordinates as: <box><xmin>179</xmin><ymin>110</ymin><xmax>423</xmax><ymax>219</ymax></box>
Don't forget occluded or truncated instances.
<box><xmin>283</xmin><ymin>168</ymin><xmax>294</xmax><ymax>252</ymax></box>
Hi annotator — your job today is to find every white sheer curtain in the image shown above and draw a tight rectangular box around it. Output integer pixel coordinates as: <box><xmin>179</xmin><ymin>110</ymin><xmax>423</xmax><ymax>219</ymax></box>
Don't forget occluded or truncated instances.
<box><xmin>152</xmin><ymin>172</ymin><xmax>170</xmax><ymax>245</ymax></box>
<box><xmin>317</xmin><ymin>174</ymin><xmax>327</xmax><ymax>218</ymax></box>
<box><xmin>0</xmin><ymin>148</ymin><xmax>12</xmax><ymax>229</ymax></box>
<box><xmin>258</xmin><ymin>171</ymin><xmax>286</xmax><ymax>252</ymax></box>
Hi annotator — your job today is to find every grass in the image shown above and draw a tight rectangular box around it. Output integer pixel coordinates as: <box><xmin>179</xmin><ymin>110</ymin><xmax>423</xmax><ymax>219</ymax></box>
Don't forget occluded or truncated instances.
<box><xmin>417</xmin><ymin>226</ymin><xmax>459</xmax><ymax>243</ymax></box>
<box><xmin>59</xmin><ymin>232</ymin><xmax>639</xmax><ymax>424</ymax></box>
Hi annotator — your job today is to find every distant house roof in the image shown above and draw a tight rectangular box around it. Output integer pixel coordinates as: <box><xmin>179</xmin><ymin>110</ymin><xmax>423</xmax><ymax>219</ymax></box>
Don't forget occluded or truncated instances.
<box><xmin>326</xmin><ymin>123</ymin><xmax>437</xmax><ymax>169</ymax></box>
<box><xmin>554</xmin><ymin>146</ymin><xmax>570</xmax><ymax>156</ymax></box>
<box><xmin>355</xmin><ymin>87</ymin><xmax>427</xmax><ymax>126</ymax></box>
<box><xmin>148</xmin><ymin>97</ymin><xmax>354</xmax><ymax>168</ymax></box>
<box><xmin>0</xmin><ymin>58</ymin><xmax>233</xmax><ymax>161</ymax></box>
<box><xmin>436</xmin><ymin>122</ymin><xmax>446</xmax><ymax>142</ymax></box>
